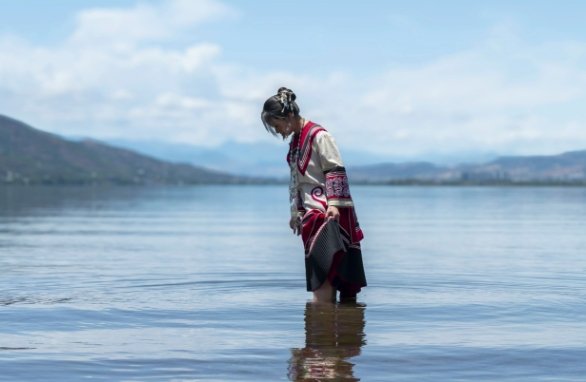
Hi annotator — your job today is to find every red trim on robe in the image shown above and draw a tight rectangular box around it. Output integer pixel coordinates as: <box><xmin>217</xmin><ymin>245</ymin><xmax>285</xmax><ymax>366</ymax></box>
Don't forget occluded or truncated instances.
<box><xmin>301</xmin><ymin>208</ymin><xmax>363</xmax><ymax>251</ymax></box>
<box><xmin>287</xmin><ymin>121</ymin><xmax>326</xmax><ymax>175</ymax></box>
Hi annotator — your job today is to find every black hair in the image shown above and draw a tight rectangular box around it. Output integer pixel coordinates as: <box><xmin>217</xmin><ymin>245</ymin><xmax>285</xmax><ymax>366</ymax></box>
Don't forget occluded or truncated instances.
<box><xmin>261</xmin><ymin>87</ymin><xmax>300</xmax><ymax>136</ymax></box>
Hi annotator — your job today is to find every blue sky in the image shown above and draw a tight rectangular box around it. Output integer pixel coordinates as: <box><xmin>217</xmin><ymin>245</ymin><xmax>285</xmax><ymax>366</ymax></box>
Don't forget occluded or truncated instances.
<box><xmin>2</xmin><ymin>0</ymin><xmax>586</xmax><ymax>160</ymax></box>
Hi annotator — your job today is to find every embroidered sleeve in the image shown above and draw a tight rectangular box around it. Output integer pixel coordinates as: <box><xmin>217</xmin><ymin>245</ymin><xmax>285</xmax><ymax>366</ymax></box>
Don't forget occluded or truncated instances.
<box><xmin>316</xmin><ymin>132</ymin><xmax>354</xmax><ymax>208</ymax></box>
<box><xmin>324</xmin><ymin>167</ymin><xmax>354</xmax><ymax>207</ymax></box>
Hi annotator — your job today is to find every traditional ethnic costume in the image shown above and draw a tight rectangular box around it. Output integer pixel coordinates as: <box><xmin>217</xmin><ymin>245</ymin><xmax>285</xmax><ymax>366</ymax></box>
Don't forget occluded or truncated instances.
<box><xmin>288</xmin><ymin>121</ymin><xmax>367</xmax><ymax>298</ymax></box>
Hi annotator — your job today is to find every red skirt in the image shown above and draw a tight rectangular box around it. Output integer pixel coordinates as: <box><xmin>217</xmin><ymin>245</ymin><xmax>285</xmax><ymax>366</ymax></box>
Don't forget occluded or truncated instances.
<box><xmin>301</xmin><ymin>208</ymin><xmax>367</xmax><ymax>296</ymax></box>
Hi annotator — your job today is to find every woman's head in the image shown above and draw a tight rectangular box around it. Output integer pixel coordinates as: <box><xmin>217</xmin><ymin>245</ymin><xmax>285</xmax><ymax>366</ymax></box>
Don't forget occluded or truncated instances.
<box><xmin>261</xmin><ymin>87</ymin><xmax>300</xmax><ymax>138</ymax></box>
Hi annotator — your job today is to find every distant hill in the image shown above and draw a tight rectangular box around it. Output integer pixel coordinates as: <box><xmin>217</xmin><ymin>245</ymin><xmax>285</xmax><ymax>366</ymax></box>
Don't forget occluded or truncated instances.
<box><xmin>465</xmin><ymin>151</ymin><xmax>586</xmax><ymax>182</ymax></box>
<box><xmin>106</xmin><ymin>138</ymin><xmax>290</xmax><ymax>178</ymax></box>
<box><xmin>0</xmin><ymin>114</ymin><xmax>248</xmax><ymax>185</ymax></box>
<box><xmin>105</xmin><ymin>138</ymin><xmax>395</xmax><ymax>178</ymax></box>
<box><xmin>348</xmin><ymin>151</ymin><xmax>586</xmax><ymax>184</ymax></box>
<box><xmin>4</xmin><ymin>113</ymin><xmax>585</xmax><ymax>186</ymax></box>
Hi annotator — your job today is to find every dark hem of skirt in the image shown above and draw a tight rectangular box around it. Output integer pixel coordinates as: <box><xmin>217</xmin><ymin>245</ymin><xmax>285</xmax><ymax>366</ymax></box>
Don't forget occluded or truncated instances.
<box><xmin>305</xmin><ymin>246</ymin><xmax>367</xmax><ymax>296</ymax></box>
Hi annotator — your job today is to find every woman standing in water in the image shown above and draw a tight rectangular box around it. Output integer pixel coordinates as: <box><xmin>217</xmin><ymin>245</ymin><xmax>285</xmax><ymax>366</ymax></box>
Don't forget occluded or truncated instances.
<box><xmin>261</xmin><ymin>87</ymin><xmax>367</xmax><ymax>303</ymax></box>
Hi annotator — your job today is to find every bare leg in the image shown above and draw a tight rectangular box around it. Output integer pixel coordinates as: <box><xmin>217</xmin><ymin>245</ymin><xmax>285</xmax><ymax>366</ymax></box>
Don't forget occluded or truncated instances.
<box><xmin>312</xmin><ymin>280</ymin><xmax>337</xmax><ymax>303</ymax></box>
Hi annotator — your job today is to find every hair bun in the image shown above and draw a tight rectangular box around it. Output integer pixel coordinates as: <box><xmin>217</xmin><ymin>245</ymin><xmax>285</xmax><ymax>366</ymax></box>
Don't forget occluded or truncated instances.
<box><xmin>261</xmin><ymin>87</ymin><xmax>300</xmax><ymax>131</ymax></box>
<box><xmin>277</xmin><ymin>87</ymin><xmax>296</xmax><ymax>102</ymax></box>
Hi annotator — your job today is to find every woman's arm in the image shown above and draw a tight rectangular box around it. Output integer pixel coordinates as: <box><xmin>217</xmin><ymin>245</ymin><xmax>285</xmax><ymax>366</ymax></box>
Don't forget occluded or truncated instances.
<box><xmin>316</xmin><ymin>131</ymin><xmax>355</xmax><ymax>209</ymax></box>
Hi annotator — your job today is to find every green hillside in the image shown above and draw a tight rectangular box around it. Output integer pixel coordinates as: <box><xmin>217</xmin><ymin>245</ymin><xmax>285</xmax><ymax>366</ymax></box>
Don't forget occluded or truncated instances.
<box><xmin>0</xmin><ymin>114</ymin><xmax>242</xmax><ymax>185</ymax></box>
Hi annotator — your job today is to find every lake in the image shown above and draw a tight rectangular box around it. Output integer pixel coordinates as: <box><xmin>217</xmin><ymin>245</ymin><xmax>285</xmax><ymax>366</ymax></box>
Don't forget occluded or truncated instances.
<box><xmin>1</xmin><ymin>185</ymin><xmax>586</xmax><ymax>381</ymax></box>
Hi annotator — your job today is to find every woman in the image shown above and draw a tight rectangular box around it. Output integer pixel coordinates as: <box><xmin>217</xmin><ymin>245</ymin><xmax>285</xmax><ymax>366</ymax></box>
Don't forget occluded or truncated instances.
<box><xmin>261</xmin><ymin>87</ymin><xmax>367</xmax><ymax>303</ymax></box>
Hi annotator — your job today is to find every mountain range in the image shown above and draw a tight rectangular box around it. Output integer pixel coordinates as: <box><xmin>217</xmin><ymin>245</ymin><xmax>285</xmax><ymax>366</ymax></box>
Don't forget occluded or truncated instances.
<box><xmin>104</xmin><ymin>138</ymin><xmax>400</xmax><ymax>179</ymax></box>
<box><xmin>347</xmin><ymin>150</ymin><xmax>586</xmax><ymax>184</ymax></box>
<box><xmin>0</xmin><ymin>114</ymin><xmax>247</xmax><ymax>185</ymax></box>
<box><xmin>107</xmin><ymin>136</ymin><xmax>586</xmax><ymax>185</ymax></box>
<box><xmin>104</xmin><ymin>138</ymin><xmax>500</xmax><ymax>178</ymax></box>
<box><xmin>2</xmin><ymin>113</ymin><xmax>586</xmax><ymax>185</ymax></box>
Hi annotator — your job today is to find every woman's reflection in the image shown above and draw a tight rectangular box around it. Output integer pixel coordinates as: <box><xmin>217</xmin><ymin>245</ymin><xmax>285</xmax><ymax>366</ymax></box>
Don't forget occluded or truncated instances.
<box><xmin>288</xmin><ymin>302</ymin><xmax>366</xmax><ymax>381</ymax></box>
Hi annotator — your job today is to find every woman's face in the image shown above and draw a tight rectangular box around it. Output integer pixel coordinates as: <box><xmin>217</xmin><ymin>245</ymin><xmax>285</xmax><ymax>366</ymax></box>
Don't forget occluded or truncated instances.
<box><xmin>270</xmin><ymin>116</ymin><xmax>294</xmax><ymax>139</ymax></box>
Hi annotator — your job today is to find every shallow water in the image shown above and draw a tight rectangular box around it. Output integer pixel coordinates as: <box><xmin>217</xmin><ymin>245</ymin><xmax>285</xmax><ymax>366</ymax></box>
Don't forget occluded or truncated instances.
<box><xmin>1</xmin><ymin>185</ymin><xmax>586</xmax><ymax>381</ymax></box>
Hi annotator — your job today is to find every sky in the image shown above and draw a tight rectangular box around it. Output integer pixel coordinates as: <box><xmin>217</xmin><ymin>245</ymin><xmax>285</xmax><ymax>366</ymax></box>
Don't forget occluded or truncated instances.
<box><xmin>1</xmin><ymin>0</ymin><xmax>586</xmax><ymax>161</ymax></box>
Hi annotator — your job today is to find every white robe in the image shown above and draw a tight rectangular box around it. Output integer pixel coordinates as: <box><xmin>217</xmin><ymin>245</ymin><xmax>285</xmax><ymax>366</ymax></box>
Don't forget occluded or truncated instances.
<box><xmin>289</xmin><ymin>124</ymin><xmax>354</xmax><ymax>221</ymax></box>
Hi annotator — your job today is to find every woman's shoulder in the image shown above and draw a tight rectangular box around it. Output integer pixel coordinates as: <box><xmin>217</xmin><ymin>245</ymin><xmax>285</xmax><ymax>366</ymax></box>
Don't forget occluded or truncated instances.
<box><xmin>314</xmin><ymin>128</ymin><xmax>337</xmax><ymax>142</ymax></box>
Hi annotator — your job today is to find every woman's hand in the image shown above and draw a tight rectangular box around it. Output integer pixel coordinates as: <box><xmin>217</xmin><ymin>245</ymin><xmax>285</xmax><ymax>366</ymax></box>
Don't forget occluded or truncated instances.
<box><xmin>325</xmin><ymin>205</ymin><xmax>340</xmax><ymax>221</ymax></box>
<box><xmin>290</xmin><ymin>215</ymin><xmax>301</xmax><ymax>236</ymax></box>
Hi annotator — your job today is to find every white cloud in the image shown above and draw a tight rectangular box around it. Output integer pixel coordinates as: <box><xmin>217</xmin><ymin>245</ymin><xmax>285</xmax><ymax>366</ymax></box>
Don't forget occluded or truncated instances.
<box><xmin>313</xmin><ymin>32</ymin><xmax>586</xmax><ymax>158</ymax></box>
<box><xmin>1</xmin><ymin>3</ymin><xmax>586</xmax><ymax>160</ymax></box>
<box><xmin>0</xmin><ymin>0</ymin><xmax>230</xmax><ymax>142</ymax></box>
<box><xmin>155</xmin><ymin>93</ymin><xmax>212</xmax><ymax>110</ymax></box>
<box><xmin>69</xmin><ymin>0</ymin><xmax>233</xmax><ymax>45</ymax></box>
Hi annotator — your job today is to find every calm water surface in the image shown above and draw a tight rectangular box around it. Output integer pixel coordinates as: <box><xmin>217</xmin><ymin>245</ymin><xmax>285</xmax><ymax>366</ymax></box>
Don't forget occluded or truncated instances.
<box><xmin>1</xmin><ymin>185</ymin><xmax>586</xmax><ymax>381</ymax></box>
